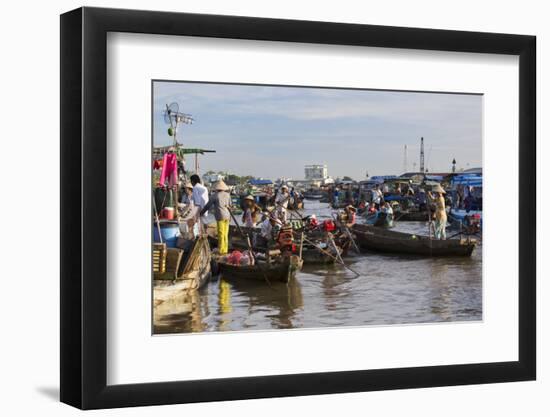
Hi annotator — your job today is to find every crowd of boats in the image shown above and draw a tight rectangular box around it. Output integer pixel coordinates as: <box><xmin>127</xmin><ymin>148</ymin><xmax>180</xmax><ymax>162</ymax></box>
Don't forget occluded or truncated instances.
<box><xmin>152</xmin><ymin>149</ymin><xmax>482</xmax><ymax>302</ymax></box>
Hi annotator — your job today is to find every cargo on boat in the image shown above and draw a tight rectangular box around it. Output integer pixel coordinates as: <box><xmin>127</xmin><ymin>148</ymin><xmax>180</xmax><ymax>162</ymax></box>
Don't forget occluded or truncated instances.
<box><xmin>352</xmin><ymin>223</ymin><xmax>476</xmax><ymax>257</ymax></box>
<box><xmin>216</xmin><ymin>254</ymin><xmax>303</xmax><ymax>284</ymax></box>
<box><xmin>153</xmin><ymin>235</ymin><xmax>212</xmax><ymax>289</ymax></box>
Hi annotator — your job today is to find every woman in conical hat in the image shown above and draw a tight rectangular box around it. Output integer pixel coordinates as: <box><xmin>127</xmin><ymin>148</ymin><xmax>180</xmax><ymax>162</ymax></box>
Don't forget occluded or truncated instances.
<box><xmin>214</xmin><ymin>180</ymin><xmax>230</xmax><ymax>191</ymax></box>
<box><xmin>200</xmin><ymin>180</ymin><xmax>231</xmax><ymax>254</ymax></box>
<box><xmin>242</xmin><ymin>195</ymin><xmax>261</xmax><ymax>227</ymax></box>
<box><xmin>428</xmin><ymin>184</ymin><xmax>447</xmax><ymax>240</ymax></box>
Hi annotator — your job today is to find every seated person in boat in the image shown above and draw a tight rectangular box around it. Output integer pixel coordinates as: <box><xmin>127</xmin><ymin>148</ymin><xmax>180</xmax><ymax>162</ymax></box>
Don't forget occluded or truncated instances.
<box><xmin>342</xmin><ymin>205</ymin><xmax>357</xmax><ymax>228</ymax></box>
<box><xmin>380</xmin><ymin>201</ymin><xmax>394</xmax><ymax>215</ymax></box>
<box><xmin>241</xmin><ymin>195</ymin><xmax>262</xmax><ymax>227</ymax></box>
<box><xmin>367</xmin><ymin>202</ymin><xmax>378</xmax><ymax>214</ymax></box>
<box><xmin>200</xmin><ymin>180</ymin><xmax>231</xmax><ymax>254</ymax></box>
<box><xmin>256</xmin><ymin>215</ymin><xmax>282</xmax><ymax>248</ymax></box>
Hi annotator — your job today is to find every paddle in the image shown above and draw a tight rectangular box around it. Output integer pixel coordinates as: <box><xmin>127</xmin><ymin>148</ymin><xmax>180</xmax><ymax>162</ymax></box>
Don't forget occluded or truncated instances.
<box><xmin>331</xmin><ymin>212</ymin><xmax>360</xmax><ymax>254</ymax></box>
<box><xmin>227</xmin><ymin>207</ymin><xmax>273</xmax><ymax>287</ymax></box>
<box><xmin>301</xmin><ymin>234</ymin><xmax>361</xmax><ymax>277</ymax></box>
<box><xmin>152</xmin><ymin>192</ymin><xmax>163</xmax><ymax>244</ymax></box>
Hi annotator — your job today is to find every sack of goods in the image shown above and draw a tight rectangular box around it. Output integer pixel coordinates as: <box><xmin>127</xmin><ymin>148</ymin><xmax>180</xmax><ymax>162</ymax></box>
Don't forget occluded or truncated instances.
<box><xmin>277</xmin><ymin>226</ymin><xmax>294</xmax><ymax>247</ymax></box>
<box><xmin>322</xmin><ymin>219</ymin><xmax>336</xmax><ymax>232</ymax></box>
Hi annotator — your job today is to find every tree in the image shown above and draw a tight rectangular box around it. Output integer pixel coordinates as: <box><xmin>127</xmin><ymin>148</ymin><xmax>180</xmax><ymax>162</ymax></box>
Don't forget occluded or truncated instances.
<box><xmin>342</xmin><ymin>176</ymin><xmax>354</xmax><ymax>181</ymax></box>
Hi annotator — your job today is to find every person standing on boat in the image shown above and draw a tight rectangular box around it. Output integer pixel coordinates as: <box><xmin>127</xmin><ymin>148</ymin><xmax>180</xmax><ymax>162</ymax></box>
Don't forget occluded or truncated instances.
<box><xmin>371</xmin><ymin>185</ymin><xmax>383</xmax><ymax>209</ymax></box>
<box><xmin>275</xmin><ymin>185</ymin><xmax>290</xmax><ymax>223</ymax></box>
<box><xmin>242</xmin><ymin>195</ymin><xmax>261</xmax><ymax>227</ymax></box>
<box><xmin>190</xmin><ymin>174</ymin><xmax>209</xmax><ymax>237</ymax></box>
<box><xmin>428</xmin><ymin>184</ymin><xmax>447</xmax><ymax>240</ymax></box>
<box><xmin>201</xmin><ymin>180</ymin><xmax>231</xmax><ymax>254</ymax></box>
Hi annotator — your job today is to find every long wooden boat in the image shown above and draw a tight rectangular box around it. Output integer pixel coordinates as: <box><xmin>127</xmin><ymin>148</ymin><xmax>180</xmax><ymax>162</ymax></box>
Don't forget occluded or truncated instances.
<box><xmin>153</xmin><ymin>235</ymin><xmax>212</xmax><ymax>290</ymax></box>
<box><xmin>225</xmin><ymin>225</ymin><xmax>342</xmax><ymax>265</ymax></box>
<box><xmin>216</xmin><ymin>255</ymin><xmax>303</xmax><ymax>284</ymax></box>
<box><xmin>352</xmin><ymin>224</ymin><xmax>476</xmax><ymax>257</ymax></box>
<box><xmin>303</xmin><ymin>191</ymin><xmax>324</xmax><ymax>200</ymax></box>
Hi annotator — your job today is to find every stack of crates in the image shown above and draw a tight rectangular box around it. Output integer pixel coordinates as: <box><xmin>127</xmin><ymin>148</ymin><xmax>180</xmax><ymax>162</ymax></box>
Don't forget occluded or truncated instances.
<box><xmin>153</xmin><ymin>242</ymin><xmax>167</xmax><ymax>274</ymax></box>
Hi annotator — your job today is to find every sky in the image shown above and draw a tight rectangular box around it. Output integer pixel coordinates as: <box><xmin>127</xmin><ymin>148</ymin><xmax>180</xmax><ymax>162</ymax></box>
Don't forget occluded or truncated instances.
<box><xmin>153</xmin><ymin>81</ymin><xmax>482</xmax><ymax>180</ymax></box>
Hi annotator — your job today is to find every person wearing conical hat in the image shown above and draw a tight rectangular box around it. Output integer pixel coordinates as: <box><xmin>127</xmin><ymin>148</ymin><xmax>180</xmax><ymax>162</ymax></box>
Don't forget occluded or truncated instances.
<box><xmin>343</xmin><ymin>205</ymin><xmax>357</xmax><ymax>228</ymax></box>
<box><xmin>241</xmin><ymin>195</ymin><xmax>261</xmax><ymax>228</ymax></box>
<box><xmin>428</xmin><ymin>184</ymin><xmax>447</xmax><ymax>240</ymax></box>
<box><xmin>200</xmin><ymin>180</ymin><xmax>231</xmax><ymax>254</ymax></box>
<box><xmin>274</xmin><ymin>185</ymin><xmax>290</xmax><ymax>223</ymax></box>
<box><xmin>179</xmin><ymin>181</ymin><xmax>194</xmax><ymax>205</ymax></box>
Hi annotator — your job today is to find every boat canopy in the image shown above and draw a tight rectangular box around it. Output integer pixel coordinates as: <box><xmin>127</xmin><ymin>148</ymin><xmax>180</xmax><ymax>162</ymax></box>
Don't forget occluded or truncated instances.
<box><xmin>370</xmin><ymin>175</ymin><xmax>398</xmax><ymax>183</ymax></box>
<box><xmin>451</xmin><ymin>174</ymin><xmax>482</xmax><ymax>188</ymax></box>
<box><xmin>249</xmin><ymin>179</ymin><xmax>273</xmax><ymax>186</ymax></box>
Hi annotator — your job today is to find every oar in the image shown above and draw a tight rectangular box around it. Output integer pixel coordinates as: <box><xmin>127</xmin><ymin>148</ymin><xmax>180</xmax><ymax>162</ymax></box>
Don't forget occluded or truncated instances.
<box><xmin>227</xmin><ymin>207</ymin><xmax>273</xmax><ymax>287</ymax></box>
<box><xmin>302</xmin><ymin>235</ymin><xmax>361</xmax><ymax>277</ymax></box>
<box><xmin>331</xmin><ymin>213</ymin><xmax>360</xmax><ymax>254</ymax></box>
<box><xmin>152</xmin><ymin>192</ymin><xmax>163</xmax><ymax>243</ymax></box>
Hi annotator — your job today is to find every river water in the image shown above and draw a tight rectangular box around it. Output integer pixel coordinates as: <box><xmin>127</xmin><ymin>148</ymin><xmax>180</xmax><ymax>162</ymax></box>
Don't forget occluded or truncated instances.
<box><xmin>153</xmin><ymin>200</ymin><xmax>482</xmax><ymax>334</ymax></box>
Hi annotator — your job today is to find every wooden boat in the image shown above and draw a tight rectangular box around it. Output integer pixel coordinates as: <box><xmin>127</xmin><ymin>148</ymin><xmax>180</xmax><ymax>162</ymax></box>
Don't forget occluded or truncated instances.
<box><xmin>301</xmin><ymin>243</ymin><xmax>341</xmax><ymax>264</ymax></box>
<box><xmin>216</xmin><ymin>254</ymin><xmax>303</xmax><ymax>284</ymax></box>
<box><xmin>153</xmin><ymin>235</ymin><xmax>212</xmax><ymax>289</ymax></box>
<box><xmin>303</xmin><ymin>191</ymin><xmax>324</xmax><ymax>200</ymax></box>
<box><xmin>352</xmin><ymin>224</ymin><xmax>476</xmax><ymax>257</ymax></box>
<box><xmin>225</xmin><ymin>224</ymin><xmax>343</xmax><ymax>265</ymax></box>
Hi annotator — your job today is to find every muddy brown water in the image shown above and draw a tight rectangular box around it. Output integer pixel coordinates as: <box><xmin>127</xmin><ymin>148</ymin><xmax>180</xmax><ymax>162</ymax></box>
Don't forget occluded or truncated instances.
<box><xmin>153</xmin><ymin>200</ymin><xmax>482</xmax><ymax>334</ymax></box>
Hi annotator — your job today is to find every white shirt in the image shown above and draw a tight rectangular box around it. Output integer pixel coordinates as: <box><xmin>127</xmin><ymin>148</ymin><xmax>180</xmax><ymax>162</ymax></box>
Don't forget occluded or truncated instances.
<box><xmin>260</xmin><ymin>218</ymin><xmax>272</xmax><ymax>239</ymax></box>
<box><xmin>371</xmin><ymin>189</ymin><xmax>382</xmax><ymax>204</ymax></box>
<box><xmin>192</xmin><ymin>183</ymin><xmax>209</xmax><ymax>216</ymax></box>
<box><xmin>275</xmin><ymin>192</ymin><xmax>289</xmax><ymax>209</ymax></box>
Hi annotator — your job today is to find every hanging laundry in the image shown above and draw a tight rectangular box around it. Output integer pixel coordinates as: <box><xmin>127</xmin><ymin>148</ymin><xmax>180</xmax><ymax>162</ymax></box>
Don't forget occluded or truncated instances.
<box><xmin>158</xmin><ymin>152</ymin><xmax>178</xmax><ymax>187</ymax></box>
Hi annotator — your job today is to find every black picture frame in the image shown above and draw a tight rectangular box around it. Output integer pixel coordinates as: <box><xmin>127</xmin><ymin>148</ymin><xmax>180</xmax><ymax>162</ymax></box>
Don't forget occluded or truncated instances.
<box><xmin>60</xmin><ymin>6</ymin><xmax>536</xmax><ymax>410</ymax></box>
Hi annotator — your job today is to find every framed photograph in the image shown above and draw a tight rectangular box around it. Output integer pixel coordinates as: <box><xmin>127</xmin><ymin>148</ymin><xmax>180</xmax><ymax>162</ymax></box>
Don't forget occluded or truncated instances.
<box><xmin>60</xmin><ymin>7</ymin><xmax>536</xmax><ymax>409</ymax></box>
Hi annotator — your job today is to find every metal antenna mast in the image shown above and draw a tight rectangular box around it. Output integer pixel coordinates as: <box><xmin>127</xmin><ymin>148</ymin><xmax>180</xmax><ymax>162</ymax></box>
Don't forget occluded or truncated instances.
<box><xmin>419</xmin><ymin>137</ymin><xmax>425</xmax><ymax>173</ymax></box>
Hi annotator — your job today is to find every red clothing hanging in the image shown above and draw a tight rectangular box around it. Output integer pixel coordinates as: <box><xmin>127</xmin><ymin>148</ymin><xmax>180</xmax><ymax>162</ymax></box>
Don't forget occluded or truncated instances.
<box><xmin>158</xmin><ymin>152</ymin><xmax>178</xmax><ymax>187</ymax></box>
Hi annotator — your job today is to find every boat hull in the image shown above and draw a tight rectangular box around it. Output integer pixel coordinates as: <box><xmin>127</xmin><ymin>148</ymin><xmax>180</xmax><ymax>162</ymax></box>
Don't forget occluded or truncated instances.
<box><xmin>217</xmin><ymin>255</ymin><xmax>303</xmax><ymax>284</ymax></box>
<box><xmin>153</xmin><ymin>235</ymin><xmax>212</xmax><ymax>289</ymax></box>
<box><xmin>352</xmin><ymin>224</ymin><xmax>476</xmax><ymax>257</ymax></box>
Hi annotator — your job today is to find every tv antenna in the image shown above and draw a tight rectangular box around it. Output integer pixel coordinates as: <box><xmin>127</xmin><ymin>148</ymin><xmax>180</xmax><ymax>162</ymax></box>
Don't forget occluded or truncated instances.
<box><xmin>163</xmin><ymin>102</ymin><xmax>194</xmax><ymax>146</ymax></box>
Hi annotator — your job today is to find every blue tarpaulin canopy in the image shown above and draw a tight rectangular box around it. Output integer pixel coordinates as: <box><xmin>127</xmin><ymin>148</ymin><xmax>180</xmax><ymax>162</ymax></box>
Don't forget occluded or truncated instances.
<box><xmin>451</xmin><ymin>174</ymin><xmax>482</xmax><ymax>187</ymax></box>
<box><xmin>248</xmin><ymin>179</ymin><xmax>273</xmax><ymax>186</ymax></box>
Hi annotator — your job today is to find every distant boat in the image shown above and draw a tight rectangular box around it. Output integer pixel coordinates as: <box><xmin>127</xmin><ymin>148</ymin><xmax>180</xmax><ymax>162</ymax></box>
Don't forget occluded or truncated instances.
<box><xmin>303</xmin><ymin>191</ymin><xmax>324</xmax><ymax>200</ymax></box>
<box><xmin>352</xmin><ymin>224</ymin><xmax>476</xmax><ymax>257</ymax></box>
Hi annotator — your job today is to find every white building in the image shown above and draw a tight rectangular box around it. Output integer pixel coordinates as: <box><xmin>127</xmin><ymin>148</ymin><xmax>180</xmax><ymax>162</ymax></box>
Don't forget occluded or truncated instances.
<box><xmin>304</xmin><ymin>164</ymin><xmax>328</xmax><ymax>180</ymax></box>
<box><xmin>203</xmin><ymin>173</ymin><xmax>225</xmax><ymax>184</ymax></box>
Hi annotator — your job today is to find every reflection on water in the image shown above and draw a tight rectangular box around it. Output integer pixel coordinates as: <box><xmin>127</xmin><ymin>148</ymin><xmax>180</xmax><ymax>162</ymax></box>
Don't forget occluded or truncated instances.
<box><xmin>154</xmin><ymin>200</ymin><xmax>482</xmax><ymax>334</ymax></box>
